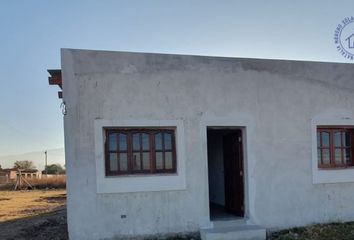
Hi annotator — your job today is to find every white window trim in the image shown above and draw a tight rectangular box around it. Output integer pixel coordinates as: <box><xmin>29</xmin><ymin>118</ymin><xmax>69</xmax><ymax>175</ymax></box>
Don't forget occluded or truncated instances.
<box><xmin>312</xmin><ymin>116</ymin><xmax>354</xmax><ymax>184</ymax></box>
<box><xmin>94</xmin><ymin>119</ymin><xmax>186</xmax><ymax>193</ymax></box>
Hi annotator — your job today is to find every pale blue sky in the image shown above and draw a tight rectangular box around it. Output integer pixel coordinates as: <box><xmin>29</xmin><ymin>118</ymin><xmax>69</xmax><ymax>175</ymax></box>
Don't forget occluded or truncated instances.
<box><xmin>0</xmin><ymin>0</ymin><xmax>353</xmax><ymax>159</ymax></box>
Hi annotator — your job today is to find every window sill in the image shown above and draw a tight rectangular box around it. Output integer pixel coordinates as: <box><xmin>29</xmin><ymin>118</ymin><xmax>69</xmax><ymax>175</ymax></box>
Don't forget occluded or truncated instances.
<box><xmin>96</xmin><ymin>174</ymin><xmax>186</xmax><ymax>194</ymax></box>
<box><xmin>318</xmin><ymin>165</ymin><xmax>354</xmax><ymax>170</ymax></box>
<box><xmin>313</xmin><ymin>167</ymin><xmax>354</xmax><ymax>184</ymax></box>
<box><xmin>104</xmin><ymin>172</ymin><xmax>178</xmax><ymax>178</ymax></box>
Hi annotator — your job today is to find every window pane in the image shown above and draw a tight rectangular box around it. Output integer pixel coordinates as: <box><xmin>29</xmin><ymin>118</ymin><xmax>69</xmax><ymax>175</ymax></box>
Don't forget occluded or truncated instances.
<box><xmin>119</xmin><ymin>134</ymin><xmax>127</xmax><ymax>151</ymax></box>
<box><xmin>317</xmin><ymin>132</ymin><xmax>321</xmax><ymax>147</ymax></box>
<box><xmin>322</xmin><ymin>149</ymin><xmax>330</xmax><ymax>164</ymax></box>
<box><xmin>165</xmin><ymin>152</ymin><xmax>173</xmax><ymax>169</ymax></box>
<box><xmin>142</xmin><ymin>152</ymin><xmax>150</xmax><ymax>170</ymax></box>
<box><xmin>109</xmin><ymin>153</ymin><xmax>118</xmax><ymax>171</ymax></box>
<box><xmin>142</xmin><ymin>133</ymin><xmax>149</xmax><ymax>150</ymax></box>
<box><xmin>345</xmin><ymin>149</ymin><xmax>352</xmax><ymax>165</ymax></box>
<box><xmin>334</xmin><ymin>132</ymin><xmax>342</xmax><ymax>147</ymax></box>
<box><xmin>317</xmin><ymin>149</ymin><xmax>322</xmax><ymax>165</ymax></box>
<box><xmin>155</xmin><ymin>133</ymin><xmax>162</xmax><ymax>150</ymax></box>
<box><xmin>133</xmin><ymin>133</ymin><xmax>140</xmax><ymax>150</ymax></box>
<box><xmin>133</xmin><ymin>152</ymin><xmax>141</xmax><ymax>170</ymax></box>
<box><xmin>344</xmin><ymin>132</ymin><xmax>351</xmax><ymax>147</ymax></box>
<box><xmin>164</xmin><ymin>133</ymin><xmax>172</xmax><ymax>150</ymax></box>
<box><xmin>108</xmin><ymin>133</ymin><xmax>117</xmax><ymax>151</ymax></box>
<box><xmin>156</xmin><ymin>152</ymin><xmax>163</xmax><ymax>169</ymax></box>
<box><xmin>321</xmin><ymin>132</ymin><xmax>330</xmax><ymax>147</ymax></box>
<box><xmin>335</xmin><ymin>148</ymin><xmax>342</xmax><ymax>164</ymax></box>
<box><xmin>119</xmin><ymin>153</ymin><xmax>128</xmax><ymax>171</ymax></box>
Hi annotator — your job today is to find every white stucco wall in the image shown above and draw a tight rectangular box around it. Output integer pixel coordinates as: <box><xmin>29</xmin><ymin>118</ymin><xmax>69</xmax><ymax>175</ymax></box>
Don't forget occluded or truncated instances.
<box><xmin>61</xmin><ymin>49</ymin><xmax>354</xmax><ymax>240</ymax></box>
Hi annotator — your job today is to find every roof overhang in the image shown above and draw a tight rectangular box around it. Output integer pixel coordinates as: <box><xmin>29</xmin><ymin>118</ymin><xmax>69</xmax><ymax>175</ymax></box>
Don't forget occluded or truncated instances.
<box><xmin>48</xmin><ymin>69</ymin><xmax>62</xmax><ymax>99</ymax></box>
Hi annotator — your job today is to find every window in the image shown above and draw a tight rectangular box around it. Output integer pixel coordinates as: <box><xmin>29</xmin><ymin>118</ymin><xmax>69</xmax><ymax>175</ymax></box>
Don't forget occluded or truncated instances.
<box><xmin>105</xmin><ymin>128</ymin><xmax>176</xmax><ymax>176</ymax></box>
<box><xmin>317</xmin><ymin>127</ymin><xmax>354</xmax><ymax>168</ymax></box>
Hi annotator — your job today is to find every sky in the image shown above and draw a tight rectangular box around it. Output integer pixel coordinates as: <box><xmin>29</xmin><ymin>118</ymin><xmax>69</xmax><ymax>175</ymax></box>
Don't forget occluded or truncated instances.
<box><xmin>0</xmin><ymin>0</ymin><xmax>354</xmax><ymax>169</ymax></box>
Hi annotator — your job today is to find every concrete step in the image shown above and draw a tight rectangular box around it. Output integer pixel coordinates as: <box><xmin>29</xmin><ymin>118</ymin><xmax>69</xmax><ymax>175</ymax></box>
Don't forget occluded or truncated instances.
<box><xmin>212</xmin><ymin>218</ymin><xmax>248</xmax><ymax>228</ymax></box>
<box><xmin>200</xmin><ymin>224</ymin><xmax>266</xmax><ymax>240</ymax></box>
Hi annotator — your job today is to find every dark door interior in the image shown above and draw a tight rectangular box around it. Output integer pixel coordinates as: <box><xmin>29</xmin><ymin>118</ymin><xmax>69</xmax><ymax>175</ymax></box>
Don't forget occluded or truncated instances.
<box><xmin>223</xmin><ymin>130</ymin><xmax>244</xmax><ymax>217</ymax></box>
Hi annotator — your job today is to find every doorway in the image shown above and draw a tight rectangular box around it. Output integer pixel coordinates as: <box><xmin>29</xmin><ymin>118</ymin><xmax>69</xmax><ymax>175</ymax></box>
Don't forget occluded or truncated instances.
<box><xmin>207</xmin><ymin>128</ymin><xmax>245</xmax><ymax>220</ymax></box>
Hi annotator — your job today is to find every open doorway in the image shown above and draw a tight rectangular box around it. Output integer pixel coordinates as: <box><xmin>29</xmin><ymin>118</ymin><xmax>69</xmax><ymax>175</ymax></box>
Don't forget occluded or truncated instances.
<box><xmin>207</xmin><ymin>127</ymin><xmax>245</xmax><ymax>220</ymax></box>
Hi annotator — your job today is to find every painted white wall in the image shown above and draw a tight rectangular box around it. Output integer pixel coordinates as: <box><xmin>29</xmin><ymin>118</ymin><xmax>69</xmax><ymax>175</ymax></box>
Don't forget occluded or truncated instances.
<box><xmin>61</xmin><ymin>49</ymin><xmax>354</xmax><ymax>240</ymax></box>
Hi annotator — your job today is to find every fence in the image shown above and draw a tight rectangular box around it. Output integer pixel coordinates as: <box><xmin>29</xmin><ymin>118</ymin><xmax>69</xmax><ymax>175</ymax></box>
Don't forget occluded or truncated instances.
<box><xmin>0</xmin><ymin>175</ymin><xmax>9</xmax><ymax>183</ymax></box>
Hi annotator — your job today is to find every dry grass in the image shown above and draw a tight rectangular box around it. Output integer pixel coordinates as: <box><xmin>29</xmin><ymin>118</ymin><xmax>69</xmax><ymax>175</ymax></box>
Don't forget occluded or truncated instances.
<box><xmin>0</xmin><ymin>190</ymin><xmax>66</xmax><ymax>222</ymax></box>
<box><xmin>27</xmin><ymin>175</ymin><xmax>66</xmax><ymax>189</ymax></box>
<box><xmin>0</xmin><ymin>176</ymin><xmax>66</xmax><ymax>190</ymax></box>
<box><xmin>269</xmin><ymin>222</ymin><xmax>354</xmax><ymax>240</ymax></box>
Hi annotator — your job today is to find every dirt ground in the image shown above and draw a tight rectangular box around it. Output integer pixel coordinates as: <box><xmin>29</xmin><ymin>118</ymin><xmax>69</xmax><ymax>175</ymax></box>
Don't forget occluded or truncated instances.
<box><xmin>0</xmin><ymin>208</ymin><xmax>67</xmax><ymax>240</ymax></box>
<box><xmin>0</xmin><ymin>190</ymin><xmax>66</xmax><ymax>222</ymax></box>
<box><xmin>0</xmin><ymin>190</ymin><xmax>68</xmax><ymax>240</ymax></box>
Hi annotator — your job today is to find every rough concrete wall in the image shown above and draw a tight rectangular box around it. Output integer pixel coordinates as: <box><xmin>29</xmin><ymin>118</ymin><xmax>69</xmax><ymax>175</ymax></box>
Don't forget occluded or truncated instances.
<box><xmin>62</xmin><ymin>49</ymin><xmax>354</xmax><ymax>240</ymax></box>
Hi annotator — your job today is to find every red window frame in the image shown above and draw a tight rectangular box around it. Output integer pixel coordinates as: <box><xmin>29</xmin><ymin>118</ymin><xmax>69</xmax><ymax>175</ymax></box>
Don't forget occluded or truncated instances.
<box><xmin>317</xmin><ymin>127</ymin><xmax>354</xmax><ymax>169</ymax></box>
<box><xmin>105</xmin><ymin>128</ymin><xmax>177</xmax><ymax>176</ymax></box>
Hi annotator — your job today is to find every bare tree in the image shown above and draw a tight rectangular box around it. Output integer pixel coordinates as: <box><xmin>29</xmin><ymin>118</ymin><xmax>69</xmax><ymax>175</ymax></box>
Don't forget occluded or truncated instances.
<box><xmin>13</xmin><ymin>160</ymin><xmax>36</xmax><ymax>170</ymax></box>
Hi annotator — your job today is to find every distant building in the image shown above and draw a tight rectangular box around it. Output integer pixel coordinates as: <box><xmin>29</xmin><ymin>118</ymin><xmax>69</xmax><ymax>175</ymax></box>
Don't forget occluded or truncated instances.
<box><xmin>17</xmin><ymin>169</ymin><xmax>41</xmax><ymax>179</ymax></box>
<box><xmin>0</xmin><ymin>168</ymin><xmax>41</xmax><ymax>182</ymax></box>
<box><xmin>0</xmin><ymin>168</ymin><xmax>16</xmax><ymax>181</ymax></box>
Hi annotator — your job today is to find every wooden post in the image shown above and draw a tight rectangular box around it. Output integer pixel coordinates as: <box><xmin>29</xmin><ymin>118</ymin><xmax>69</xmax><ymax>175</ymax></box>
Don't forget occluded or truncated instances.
<box><xmin>13</xmin><ymin>169</ymin><xmax>33</xmax><ymax>190</ymax></box>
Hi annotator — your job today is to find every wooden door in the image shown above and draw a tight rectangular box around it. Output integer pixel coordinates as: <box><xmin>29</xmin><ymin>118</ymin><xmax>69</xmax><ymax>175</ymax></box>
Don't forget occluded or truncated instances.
<box><xmin>223</xmin><ymin>130</ymin><xmax>244</xmax><ymax>216</ymax></box>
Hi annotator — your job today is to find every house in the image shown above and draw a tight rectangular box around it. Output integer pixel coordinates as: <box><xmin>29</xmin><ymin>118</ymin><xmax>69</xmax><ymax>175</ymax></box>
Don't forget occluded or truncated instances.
<box><xmin>49</xmin><ymin>49</ymin><xmax>354</xmax><ymax>240</ymax></box>
<box><xmin>346</xmin><ymin>33</ymin><xmax>354</xmax><ymax>48</ymax></box>
<box><xmin>0</xmin><ymin>168</ymin><xmax>17</xmax><ymax>181</ymax></box>
<box><xmin>0</xmin><ymin>168</ymin><xmax>41</xmax><ymax>182</ymax></box>
<box><xmin>0</xmin><ymin>170</ymin><xmax>11</xmax><ymax>183</ymax></box>
<box><xmin>16</xmin><ymin>169</ymin><xmax>41</xmax><ymax>179</ymax></box>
